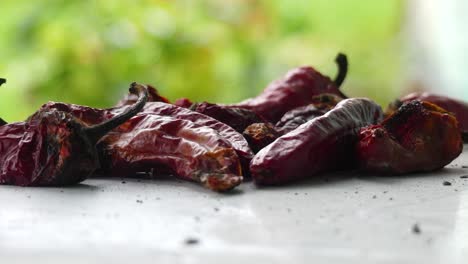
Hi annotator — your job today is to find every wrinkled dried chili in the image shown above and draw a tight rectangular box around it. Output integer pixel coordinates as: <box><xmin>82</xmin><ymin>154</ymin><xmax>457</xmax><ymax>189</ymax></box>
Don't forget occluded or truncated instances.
<box><xmin>358</xmin><ymin>100</ymin><xmax>462</xmax><ymax>174</ymax></box>
<box><xmin>250</xmin><ymin>98</ymin><xmax>383</xmax><ymax>185</ymax></box>
<box><xmin>388</xmin><ymin>92</ymin><xmax>468</xmax><ymax>141</ymax></box>
<box><xmin>0</xmin><ymin>83</ymin><xmax>148</xmax><ymax>186</ymax></box>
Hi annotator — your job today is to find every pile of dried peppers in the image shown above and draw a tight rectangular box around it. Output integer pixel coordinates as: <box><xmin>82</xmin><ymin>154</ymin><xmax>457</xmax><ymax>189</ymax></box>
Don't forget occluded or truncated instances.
<box><xmin>0</xmin><ymin>54</ymin><xmax>465</xmax><ymax>192</ymax></box>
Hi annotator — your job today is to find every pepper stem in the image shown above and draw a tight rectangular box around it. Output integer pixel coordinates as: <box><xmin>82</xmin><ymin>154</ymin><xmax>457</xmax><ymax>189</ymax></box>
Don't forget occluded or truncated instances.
<box><xmin>333</xmin><ymin>53</ymin><xmax>349</xmax><ymax>98</ymax></box>
<box><xmin>84</xmin><ymin>82</ymin><xmax>148</xmax><ymax>143</ymax></box>
<box><xmin>0</xmin><ymin>78</ymin><xmax>6</xmax><ymax>86</ymax></box>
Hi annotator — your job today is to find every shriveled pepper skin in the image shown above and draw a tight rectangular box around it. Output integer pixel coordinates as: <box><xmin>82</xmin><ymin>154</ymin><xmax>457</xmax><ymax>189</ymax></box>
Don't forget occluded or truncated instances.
<box><xmin>250</xmin><ymin>98</ymin><xmax>383</xmax><ymax>185</ymax></box>
<box><xmin>124</xmin><ymin>102</ymin><xmax>254</xmax><ymax>161</ymax></box>
<box><xmin>358</xmin><ymin>100</ymin><xmax>462</xmax><ymax>174</ymax></box>
<box><xmin>242</xmin><ymin>123</ymin><xmax>281</xmax><ymax>153</ymax></box>
<box><xmin>389</xmin><ymin>92</ymin><xmax>468</xmax><ymax>135</ymax></box>
<box><xmin>190</xmin><ymin>102</ymin><xmax>265</xmax><ymax>133</ymax></box>
<box><xmin>243</xmin><ymin>93</ymin><xmax>343</xmax><ymax>152</ymax></box>
<box><xmin>98</xmin><ymin>114</ymin><xmax>243</xmax><ymax>192</ymax></box>
<box><xmin>0</xmin><ymin>83</ymin><xmax>148</xmax><ymax>186</ymax></box>
<box><xmin>38</xmin><ymin>100</ymin><xmax>254</xmax><ymax>162</ymax></box>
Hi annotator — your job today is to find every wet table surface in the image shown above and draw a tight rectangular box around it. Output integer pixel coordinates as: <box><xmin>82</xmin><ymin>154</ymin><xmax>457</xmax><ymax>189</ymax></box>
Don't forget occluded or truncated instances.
<box><xmin>1</xmin><ymin>149</ymin><xmax>468</xmax><ymax>264</ymax></box>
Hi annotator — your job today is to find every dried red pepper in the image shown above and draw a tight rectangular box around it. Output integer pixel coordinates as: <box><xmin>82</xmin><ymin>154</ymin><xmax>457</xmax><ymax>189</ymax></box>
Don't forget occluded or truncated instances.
<box><xmin>388</xmin><ymin>92</ymin><xmax>468</xmax><ymax>141</ymax></box>
<box><xmin>0</xmin><ymin>83</ymin><xmax>148</xmax><ymax>186</ymax></box>
<box><xmin>358</xmin><ymin>100</ymin><xmax>462</xmax><ymax>174</ymax></box>
<box><xmin>250</xmin><ymin>98</ymin><xmax>383</xmax><ymax>185</ymax></box>
<box><xmin>34</xmin><ymin>87</ymin><xmax>251</xmax><ymax>190</ymax></box>
<box><xmin>232</xmin><ymin>53</ymin><xmax>348</xmax><ymax>122</ymax></box>
<box><xmin>243</xmin><ymin>93</ymin><xmax>343</xmax><ymax>152</ymax></box>
<box><xmin>98</xmin><ymin>114</ymin><xmax>243</xmax><ymax>192</ymax></box>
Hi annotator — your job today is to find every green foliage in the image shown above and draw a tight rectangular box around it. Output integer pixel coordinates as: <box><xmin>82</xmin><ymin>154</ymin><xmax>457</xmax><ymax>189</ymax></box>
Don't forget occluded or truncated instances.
<box><xmin>0</xmin><ymin>0</ymin><xmax>403</xmax><ymax>121</ymax></box>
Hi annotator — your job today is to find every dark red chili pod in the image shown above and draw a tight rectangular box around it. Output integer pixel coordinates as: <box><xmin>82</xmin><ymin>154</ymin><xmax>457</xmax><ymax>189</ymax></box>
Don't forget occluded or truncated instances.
<box><xmin>358</xmin><ymin>100</ymin><xmax>462</xmax><ymax>174</ymax></box>
<box><xmin>388</xmin><ymin>92</ymin><xmax>468</xmax><ymax>140</ymax></box>
<box><xmin>232</xmin><ymin>53</ymin><xmax>348</xmax><ymax>123</ymax></box>
<box><xmin>250</xmin><ymin>98</ymin><xmax>383</xmax><ymax>185</ymax></box>
<box><xmin>0</xmin><ymin>83</ymin><xmax>148</xmax><ymax>186</ymax></box>
<box><xmin>98</xmin><ymin>114</ymin><xmax>243</xmax><ymax>192</ymax></box>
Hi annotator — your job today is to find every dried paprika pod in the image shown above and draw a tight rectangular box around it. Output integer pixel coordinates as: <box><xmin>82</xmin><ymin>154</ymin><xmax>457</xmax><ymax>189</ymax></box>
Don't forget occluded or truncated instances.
<box><xmin>250</xmin><ymin>98</ymin><xmax>383</xmax><ymax>185</ymax></box>
<box><xmin>388</xmin><ymin>92</ymin><xmax>468</xmax><ymax>141</ymax></box>
<box><xmin>0</xmin><ymin>82</ymin><xmax>148</xmax><ymax>186</ymax></box>
<box><xmin>232</xmin><ymin>53</ymin><xmax>348</xmax><ymax>122</ymax></box>
<box><xmin>98</xmin><ymin>114</ymin><xmax>243</xmax><ymax>192</ymax></box>
<box><xmin>358</xmin><ymin>100</ymin><xmax>462</xmax><ymax>174</ymax></box>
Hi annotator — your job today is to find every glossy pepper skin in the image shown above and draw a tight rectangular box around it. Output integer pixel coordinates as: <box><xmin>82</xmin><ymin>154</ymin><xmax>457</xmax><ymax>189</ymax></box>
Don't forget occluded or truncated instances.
<box><xmin>250</xmin><ymin>98</ymin><xmax>383</xmax><ymax>185</ymax></box>
<box><xmin>388</xmin><ymin>92</ymin><xmax>468</xmax><ymax>140</ymax></box>
<box><xmin>0</xmin><ymin>83</ymin><xmax>148</xmax><ymax>186</ymax></box>
<box><xmin>232</xmin><ymin>53</ymin><xmax>348</xmax><ymax>123</ymax></box>
<box><xmin>98</xmin><ymin>114</ymin><xmax>243</xmax><ymax>192</ymax></box>
<box><xmin>358</xmin><ymin>100</ymin><xmax>462</xmax><ymax>174</ymax></box>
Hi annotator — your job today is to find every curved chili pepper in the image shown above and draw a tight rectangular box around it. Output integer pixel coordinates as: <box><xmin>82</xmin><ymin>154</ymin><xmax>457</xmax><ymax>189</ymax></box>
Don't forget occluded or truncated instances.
<box><xmin>358</xmin><ymin>100</ymin><xmax>462</xmax><ymax>174</ymax></box>
<box><xmin>0</xmin><ymin>83</ymin><xmax>148</xmax><ymax>186</ymax></box>
<box><xmin>116</xmin><ymin>84</ymin><xmax>169</xmax><ymax>106</ymax></box>
<box><xmin>243</xmin><ymin>93</ymin><xmax>343</xmax><ymax>152</ymax></box>
<box><xmin>232</xmin><ymin>53</ymin><xmax>348</xmax><ymax>122</ymax></box>
<box><xmin>250</xmin><ymin>98</ymin><xmax>383</xmax><ymax>185</ymax></box>
<box><xmin>388</xmin><ymin>92</ymin><xmax>468</xmax><ymax>141</ymax></box>
<box><xmin>98</xmin><ymin>114</ymin><xmax>243</xmax><ymax>192</ymax></box>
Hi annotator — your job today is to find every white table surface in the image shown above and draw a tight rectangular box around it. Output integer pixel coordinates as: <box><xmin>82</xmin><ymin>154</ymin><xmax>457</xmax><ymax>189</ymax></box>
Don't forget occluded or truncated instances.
<box><xmin>1</xmin><ymin>148</ymin><xmax>468</xmax><ymax>264</ymax></box>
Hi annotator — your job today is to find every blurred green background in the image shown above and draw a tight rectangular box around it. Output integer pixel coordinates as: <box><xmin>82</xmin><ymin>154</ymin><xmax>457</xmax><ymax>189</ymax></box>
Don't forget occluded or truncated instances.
<box><xmin>0</xmin><ymin>0</ymin><xmax>403</xmax><ymax>121</ymax></box>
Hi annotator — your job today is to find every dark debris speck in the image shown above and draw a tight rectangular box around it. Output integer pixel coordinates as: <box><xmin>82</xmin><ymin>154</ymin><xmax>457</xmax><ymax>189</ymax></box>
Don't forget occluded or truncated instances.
<box><xmin>460</xmin><ymin>175</ymin><xmax>468</xmax><ymax>179</ymax></box>
<box><xmin>372</xmin><ymin>195</ymin><xmax>377</xmax><ymax>199</ymax></box>
<box><xmin>121</xmin><ymin>181</ymin><xmax>126</xmax><ymax>184</ymax></box>
<box><xmin>443</xmin><ymin>181</ymin><xmax>452</xmax><ymax>186</ymax></box>
<box><xmin>136</xmin><ymin>200</ymin><xmax>143</xmax><ymax>204</ymax></box>
<box><xmin>185</xmin><ymin>238</ymin><xmax>199</xmax><ymax>245</ymax></box>
<box><xmin>412</xmin><ymin>224</ymin><xmax>421</xmax><ymax>234</ymax></box>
